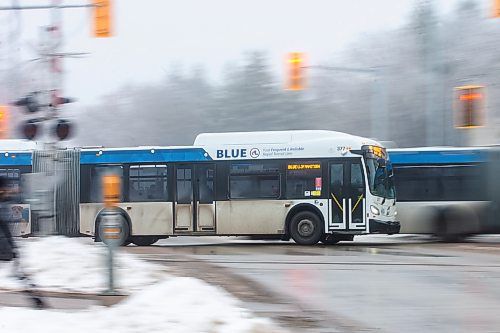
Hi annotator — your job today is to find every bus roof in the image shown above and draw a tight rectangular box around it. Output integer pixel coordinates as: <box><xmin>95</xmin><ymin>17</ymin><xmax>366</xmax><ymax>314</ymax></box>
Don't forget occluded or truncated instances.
<box><xmin>194</xmin><ymin>130</ymin><xmax>382</xmax><ymax>160</ymax></box>
<box><xmin>80</xmin><ymin>147</ymin><xmax>211</xmax><ymax>164</ymax></box>
<box><xmin>388</xmin><ymin>147</ymin><xmax>488</xmax><ymax>165</ymax></box>
<box><xmin>194</xmin><ymin>130</ymin><xmax>365</xmax><ymax>146</ymax></box>
<box><xmin>0</xmin><ymin>139</ymin><xmax>38</xmax><ymax>152</ymax></box>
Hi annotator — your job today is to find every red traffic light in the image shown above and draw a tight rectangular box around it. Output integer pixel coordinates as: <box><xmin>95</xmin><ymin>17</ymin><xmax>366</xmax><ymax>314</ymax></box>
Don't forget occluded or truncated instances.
<box><xmin>22</xmin><ymin>120</ymin><xmax>38</xmax><ymax>140</ymax></box>
<box><xmin>55</xmin><ymin>119</ymin><xmax>72</xmax><ymax>140</ymax></box>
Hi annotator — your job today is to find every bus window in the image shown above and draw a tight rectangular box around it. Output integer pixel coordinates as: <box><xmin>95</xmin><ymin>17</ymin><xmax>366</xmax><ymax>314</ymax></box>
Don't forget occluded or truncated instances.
<box><xmin>176</xmin><ymin>168</ymin><xmax>193</xmax><ymax>204</ymax></box>
<box><xmin>330</xmin><ymin>164</ymin><xmax>344</xmax><ymax>198</ymax></box>
<box><xmin>198</xmin><ymin>165</ymin><xmax>215</xmax><ymax>204</ymax></box>
<box><xmin>393</xmin><ymin>164</ymin><xmax>487</xmax><ymax>201</ymax></box>
<box><xmin>129</xmin><ymin>165</ymin><xmax>168</xmax><ymax>202</ymax></box>
<box><xmin>229</xmin><ymin>162</ymin><xmax>281</xmax><ymax>199</ymax></box>
<box><xmin>230</xmin><ymin>175</ymin><xmax>280</xmax><ymax>199</ymax></box>
<box><xmin>351</xmin><ymin>162</ymin><xmax>364</xmax><ymax>195</ymax></box>
<box><xmin>90</xmin><ymin>166</ymin><xmax>124</xmax><ymax>203</ymax></box>
<box><xmin>0</xmin><ymin>168</ymin><xmax>21</xmax><ymax>203</ymax></box>
<box><xmin>286</xmin><ymin>162</ymin><xmax>322</xmax><ymax>198</ymax></box>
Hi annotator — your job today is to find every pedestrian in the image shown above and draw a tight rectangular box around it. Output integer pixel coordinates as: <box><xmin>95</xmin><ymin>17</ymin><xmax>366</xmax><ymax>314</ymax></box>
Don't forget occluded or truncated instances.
<box><xmin>0</xmin><ymin>176</ymin><xmax>46</xmax><ymax>308</ymax></box>
<box><xmin>0</xmin><ymin>176</ymin><xmax>16</xmax><ymax>262</ymax></box>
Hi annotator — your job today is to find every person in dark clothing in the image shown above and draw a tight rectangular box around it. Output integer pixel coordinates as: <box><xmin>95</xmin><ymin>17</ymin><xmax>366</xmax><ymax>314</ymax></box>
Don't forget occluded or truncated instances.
<box><xmin>0</xmin><ymin>176</ymin><xmax>46</xmax><ymax>308</ymax></box>
<box><xmin>0</xmin><ymin>176</ymin><xmax>16</xmax><ymax>261</ymax></box>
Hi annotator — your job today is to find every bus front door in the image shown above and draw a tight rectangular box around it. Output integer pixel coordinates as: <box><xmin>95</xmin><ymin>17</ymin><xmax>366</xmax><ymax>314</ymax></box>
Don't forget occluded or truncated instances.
<box><xmin>328</xmin><ymin>159</ymin><xmax>366</xmax><ymax>231</ymax></box>
<box><xmin>174</xmin><ymin>164</ymin><xmax>216</xmax><ymax>233</ymax></box>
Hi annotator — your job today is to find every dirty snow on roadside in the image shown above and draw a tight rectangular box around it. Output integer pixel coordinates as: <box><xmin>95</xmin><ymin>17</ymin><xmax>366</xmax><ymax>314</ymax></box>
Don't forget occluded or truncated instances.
<box><xmin>0</xmin><ymin>237</ymin><xmax>287</xmax><ymax>333</ymax></box>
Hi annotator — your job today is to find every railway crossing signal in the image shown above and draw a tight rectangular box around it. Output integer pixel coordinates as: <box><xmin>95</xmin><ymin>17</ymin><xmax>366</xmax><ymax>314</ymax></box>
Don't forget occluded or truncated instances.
<box><xmin>14</xmin><ymin>92</ymin><xmax>75</xmax><ymax>141</ymax></box>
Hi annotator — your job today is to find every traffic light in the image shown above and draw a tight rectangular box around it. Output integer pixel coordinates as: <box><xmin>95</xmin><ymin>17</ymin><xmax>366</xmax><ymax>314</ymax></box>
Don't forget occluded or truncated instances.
<box><xmin>0</xmin><ymin>106</ymin><xmax>9</xmax><ymax>139</ymax></box>
<box><xmin>493</xmin><ymin>0</ymin><xmax>500</xmax><ymax>17</ymax></box>
<box><xmin>286</xmin><ymin>52</ymin><xmax>305</xmax><ymax>91</ymax></box>
<box><xmin>454</xmin><ymin>85</ymin><xmax>485</xmax><ymax>128</ymax></box>
<box><xmin>93</xmin><ymin>0</ymin><xmax>112</xmax><ymax>38</ymax></box>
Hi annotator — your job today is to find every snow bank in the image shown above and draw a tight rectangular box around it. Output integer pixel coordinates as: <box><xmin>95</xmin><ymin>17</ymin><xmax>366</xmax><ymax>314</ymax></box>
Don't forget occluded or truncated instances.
<box><xmin>0</xmin><ymin>237</ymin><xmax>287</xmax><ymax>333</ymax></box>
<box><xmin>0</xmin><ymin>277</ymin><xmax>285</xmax><ymax>333</ymax></box>
<box><xmin>0</xmin><ymin>236</ymin><xmax>165</xmax><ymax>292</ymax></box>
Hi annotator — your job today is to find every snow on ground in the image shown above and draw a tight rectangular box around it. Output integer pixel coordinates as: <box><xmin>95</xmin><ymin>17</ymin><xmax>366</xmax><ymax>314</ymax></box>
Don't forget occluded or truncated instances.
<box><xmin>0</xmin><ymin>236</ymin><xmax>165</xmax><ymax>292</ymax></box>
<box><xmin>0</xmin><ymin>237</ymin><xmax>287</xmax><ymax>333</ymax></box>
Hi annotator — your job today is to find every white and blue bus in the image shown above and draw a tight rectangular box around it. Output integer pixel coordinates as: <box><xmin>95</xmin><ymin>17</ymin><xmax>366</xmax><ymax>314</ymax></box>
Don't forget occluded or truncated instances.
<box><xmin>389</xmin><ymin>147</ymin><xmax>500</xmax><ymax>240</ymax></box>
<box><xmin>0</xmin><ymin>130</ymin><xmax>400</xmax><ymax>245</ymax></box>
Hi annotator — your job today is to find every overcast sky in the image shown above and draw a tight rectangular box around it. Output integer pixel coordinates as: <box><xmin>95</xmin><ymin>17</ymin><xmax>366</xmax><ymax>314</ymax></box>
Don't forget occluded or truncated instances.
<box><xmin>0</xmin><ymin>0</ymin><xmax>489</xmax><ymax>106</ymax></box>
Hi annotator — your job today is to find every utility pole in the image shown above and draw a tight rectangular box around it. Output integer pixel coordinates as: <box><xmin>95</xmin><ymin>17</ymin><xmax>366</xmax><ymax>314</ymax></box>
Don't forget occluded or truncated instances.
<box><xmin>419</xmin><ymin>0</ymin><xmax>441</xmax><ymax>147</ymax></box>
<box><xmin>307</xmin><ymin>65</ymin><xmax>388</xmax><ymax>141</ymax></box>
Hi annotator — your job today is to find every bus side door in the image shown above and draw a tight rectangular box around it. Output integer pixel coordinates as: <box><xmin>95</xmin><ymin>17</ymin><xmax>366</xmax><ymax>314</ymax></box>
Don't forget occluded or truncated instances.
<box><xmin>328</xmin><ymin>158</ymin><xmax>366</xmax><ymax>231</ymax></box>
<box><xmin>174</xmin><ymin>164</ymin><xmax>216</xmax><ymax>233</ymax></box>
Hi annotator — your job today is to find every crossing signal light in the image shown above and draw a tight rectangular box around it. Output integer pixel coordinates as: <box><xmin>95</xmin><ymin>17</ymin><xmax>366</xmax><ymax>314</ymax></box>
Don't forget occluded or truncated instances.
<box><xmin>22</xmin><ymin>119</ymin><xmax>39</xmax><ymax>140</ymax></box>
<box><xmin>286</xmin><ymin>52</ymin><xmax>305</xmax><ymax>91</ymax></box>
<box><xmin>0</xmin><ymin>106</ymin><xmax>9</xmax><ymax>139</ymax></box>
<box><xmin>454</xmin><ymin>85</ymin><xmax>485</xmax><ymax>128</ymax></box>
<box><xmin>93</xmin><ymin>0</ymin><xmax>112</xmax><ymax>37</ymax></box>
<box><xmin>54</xmin><ymin>119</ymin><xmax>72</xmax><ymax>140</ymax></box>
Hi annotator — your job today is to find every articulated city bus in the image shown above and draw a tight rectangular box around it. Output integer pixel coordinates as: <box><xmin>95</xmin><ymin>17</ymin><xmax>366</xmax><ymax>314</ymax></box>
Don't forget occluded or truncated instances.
<box><xmin>389</xmin><ymin>147</ymin><xmax>500</xmax><ymax>241</ymax></box>
<box><xmin>0</xmin><ymin>130</ymin><xmax>400</xmax><ymax>245</ymax></box>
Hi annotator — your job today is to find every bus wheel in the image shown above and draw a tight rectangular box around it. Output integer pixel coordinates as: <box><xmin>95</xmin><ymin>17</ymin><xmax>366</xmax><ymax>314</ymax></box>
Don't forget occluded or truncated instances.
<box><xmin>320</xmin><ymin>234</ymin><xmax>340</xmax><ymax>245</ymax></box>
<box><xmin>290</xmin><ymin>211</ymin><xmax>323</xmax><ymax>245</ymax></box>
<box><xmin>132</xmin><ymin>236</ymin><xmax>158</xmax><ymax>246</ymax></box>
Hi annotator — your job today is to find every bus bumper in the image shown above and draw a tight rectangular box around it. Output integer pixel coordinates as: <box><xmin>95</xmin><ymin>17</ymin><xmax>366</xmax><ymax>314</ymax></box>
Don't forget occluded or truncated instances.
<box><xmin>369</xmin><ymin>219</ymin><xmax>400</xmax><ymax>234</ymax></box>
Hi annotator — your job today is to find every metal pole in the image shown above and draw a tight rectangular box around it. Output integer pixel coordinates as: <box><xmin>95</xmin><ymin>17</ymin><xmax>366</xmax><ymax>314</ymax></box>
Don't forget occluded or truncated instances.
<box><xmin>107</xmin><ymin>243</ymin><xmax>114</xmax><ymax>293</ymax></box>
<box><xmin>308</xmin><ymin>65</ymin><xmax>387</xmax><ymax>140</ymax></box>
<box><xmin>370</xmin><ymin>67</ymin><xmax>388</xmax><ymax>141</ymax></box>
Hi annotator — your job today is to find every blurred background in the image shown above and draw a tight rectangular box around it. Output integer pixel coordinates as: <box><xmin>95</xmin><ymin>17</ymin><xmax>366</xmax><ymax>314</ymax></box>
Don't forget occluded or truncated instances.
<box><xmin>0</xmin><ymin>0</ymin><xmax>498</xmax><ymax>148</ymax></box>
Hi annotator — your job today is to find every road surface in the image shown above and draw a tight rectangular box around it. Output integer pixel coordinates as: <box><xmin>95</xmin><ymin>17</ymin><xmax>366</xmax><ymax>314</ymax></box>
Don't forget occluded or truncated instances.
<box><xmin>126</xmin><ymin>234</ymin><xmax>500</xmax><ymax>333</ymax></box>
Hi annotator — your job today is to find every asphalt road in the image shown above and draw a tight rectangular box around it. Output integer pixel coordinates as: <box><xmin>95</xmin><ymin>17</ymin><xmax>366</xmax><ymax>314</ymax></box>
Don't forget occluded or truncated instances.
<box><xmin>126</xmin><ymin>234</ymin><xmax>500</xmax><ymax>333</ymax></box>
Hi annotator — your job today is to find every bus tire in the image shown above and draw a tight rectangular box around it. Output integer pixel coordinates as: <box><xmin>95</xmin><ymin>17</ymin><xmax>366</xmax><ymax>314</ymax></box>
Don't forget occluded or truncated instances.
<box><xmin>289</xmin><ymin>211</ymin><xmax>323</xmax><ymax>245</ymax></box>
<box><xmin>434</xmin><ymin>209</ymin><xmax>463</xmax><ymax>243</ymax></box>
<box><xmin>95</xmin><ymin>210</ymin><xmax>131</xmax><ymax>247</ymax></box>
<box><xmin>132</xmin><ymin>236</ymin><xmax>159</xmax><ymax>246</ymax></box>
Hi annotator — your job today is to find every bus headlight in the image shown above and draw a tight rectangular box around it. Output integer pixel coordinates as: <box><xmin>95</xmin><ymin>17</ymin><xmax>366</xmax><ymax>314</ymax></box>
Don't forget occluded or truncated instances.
<box><xmin>370</xmin><ymin>205</ymin><xmax>380</xmax><ymax>215</ymax></box>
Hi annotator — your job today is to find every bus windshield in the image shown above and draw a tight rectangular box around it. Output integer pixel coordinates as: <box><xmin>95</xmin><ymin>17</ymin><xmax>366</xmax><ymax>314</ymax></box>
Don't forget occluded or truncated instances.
<box><xmin>365</xmin><ymin>158</ymin><xmax>396</xmax><ymax>199</ymax></box>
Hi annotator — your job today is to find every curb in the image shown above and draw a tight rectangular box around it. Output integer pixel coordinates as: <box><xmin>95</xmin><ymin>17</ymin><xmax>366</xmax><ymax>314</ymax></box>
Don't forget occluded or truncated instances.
<box><xmin>0</xmin><ymin>288</ymin><xmax>127</xmax><ymax>307</ymax></box>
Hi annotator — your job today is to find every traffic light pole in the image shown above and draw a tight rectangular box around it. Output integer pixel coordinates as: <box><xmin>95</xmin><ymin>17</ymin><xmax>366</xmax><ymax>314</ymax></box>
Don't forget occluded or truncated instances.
<box><xmin>308</xmin><ymin>65</ymin><xmax>388</xmax><ymax>141</ymax></box>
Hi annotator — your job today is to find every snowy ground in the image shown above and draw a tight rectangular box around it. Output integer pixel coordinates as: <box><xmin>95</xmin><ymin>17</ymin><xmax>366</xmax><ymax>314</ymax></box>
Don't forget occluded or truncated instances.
<box><xmin>0</xmin><ymin>237</ymin><xmax>286</xmax><ymax>333</ymax></box>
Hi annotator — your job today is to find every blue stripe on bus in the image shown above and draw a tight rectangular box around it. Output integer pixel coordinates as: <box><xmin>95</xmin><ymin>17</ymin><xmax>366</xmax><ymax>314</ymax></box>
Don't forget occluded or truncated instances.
<box><xmin>0</xmin><ymin>153</ymin><xmax>32</xmax><ymax>166</ymax></box>
<box><xmin>80</xmin><ymin>148</ymin><xmax>212</xmax><ymax>164</ymax></box>
<box><xmin>389</xmin><ymin>150</ymin><xmax>487</xmax><ymax>165</ymax></box>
